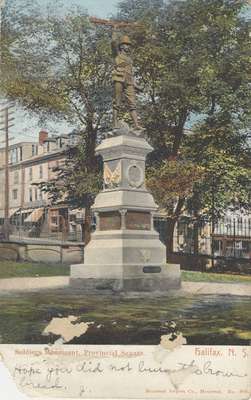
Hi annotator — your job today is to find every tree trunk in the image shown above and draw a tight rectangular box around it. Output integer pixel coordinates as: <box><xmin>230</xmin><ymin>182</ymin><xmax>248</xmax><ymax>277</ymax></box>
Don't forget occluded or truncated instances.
<box><xmin>165</xmin><ymin>217</ymin><xmax>177</xmax><ymax>257</ymax></box>
<box><xmin>171</xmin><ymin>111</ymin><xmax>188</xmax><ymax>157</ymax></box>
<box><xmin>193</xmin><ymin>219</ymin><xmax>199</xmax><ymax>255</ymax></box>
<box><xmin>83</xmin><ymin>204</ymin><xmax>92</xmax><ymax>245</ymax></box>
<box><xmin>85</xmin><ymin>120</ymin><xmax>98</xmax><ymax>170</ymax></box>
<box><xmin>82</xmin><ymin>121</ymin><xmax>98</xmax><ymax>246</ymax></box>
<box><xmin>165</xmin><ymin>197</ymin><xmax>185</xmax><ymax>257</ymax></box>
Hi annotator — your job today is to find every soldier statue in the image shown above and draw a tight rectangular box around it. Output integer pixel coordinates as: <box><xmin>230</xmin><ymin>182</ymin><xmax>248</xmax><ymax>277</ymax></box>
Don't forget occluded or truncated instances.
<box><xmin>90</xmin><ymin>17</ymin><xmax>143</xmax><ymax>134</ymax></box>
<box><xmin>111</xmin><ymin>29</ymin><xmax>142</xmax><ymax>131</ymax></box>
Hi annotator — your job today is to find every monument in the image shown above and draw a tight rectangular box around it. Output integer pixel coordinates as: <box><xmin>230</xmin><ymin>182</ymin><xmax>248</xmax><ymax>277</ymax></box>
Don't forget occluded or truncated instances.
<box><xmin>70</xmin><ymin>21</ymin><xmax>181</xmax><ymax>293</ymax></box>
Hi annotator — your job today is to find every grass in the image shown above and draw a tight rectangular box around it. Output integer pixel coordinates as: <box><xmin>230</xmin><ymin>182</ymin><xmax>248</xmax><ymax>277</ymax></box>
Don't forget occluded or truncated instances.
<box><xmin>0</xmin><ymin>260</ymin><xmax>250</xmax><ymax>283</ymax></box>
<box><xmin>181</xmin><ymin>270</ymin><xmax>251</xmax><ymax>283</ymax></box>
<box><xmin>0</xmin><ymin>290</ymin><xmax>250</xmax><ymax>345</ymax></box>
<box><xmin>0</xmin><ymin>260</ymin><xmax>69</xmax><ymax>278</ymax></box>
<box><xmin>0</xmin><ymin>262</ymin><xmax>250</xmax><ymax>345</ymax></box>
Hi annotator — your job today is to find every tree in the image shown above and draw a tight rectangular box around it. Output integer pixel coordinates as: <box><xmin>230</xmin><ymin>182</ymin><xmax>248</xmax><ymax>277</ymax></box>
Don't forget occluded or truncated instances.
<box><xmin>185</xmin><ymin>119</ymin><xmax>251</xmax><ymax>258</ymax></box>
<box><xmin>186</xmin><ymin>118</ymin><xmax>251</xmax><ymax>218</ymax></box>
<box><xmin>147</xmin><ymin>159</ymin><xmax>204</xmax><ymax>252</ymax></box>
<box><xmin>39</xmin><ymin>135</ymin><xmax>103</xmax><ymax>243</ymax></box>
<box><xmin>117</xmin><ymin>0</ymin><xmax>250</xmax><ymax>253</ymax></box>
<box><xmin>1</xmin><ymin>0</ymin><xmax>250</xmax><ymax>252</ymax></box>
<box><xmin>1</xmin><ymin>0</ymin><xmax>113</xmax><ymax>243</ymax></box>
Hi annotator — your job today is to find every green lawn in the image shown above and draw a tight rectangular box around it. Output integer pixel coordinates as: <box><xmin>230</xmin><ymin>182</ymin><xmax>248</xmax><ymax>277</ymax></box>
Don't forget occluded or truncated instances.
<box><xmin>0</xmin><ymin>261</ymin><xmax>250</xmax><ymax>345</ymax></box>
<box><xmin>0</xmin><ymin>260</ymin><xmax>251</xmax><ymax>283</ymax></box>
<box><xmin>0</xmin><ymin>290</ymin><xmax>250</xmax><ymax>345</ymax></box>
<box><xmin>0</xmin><ymin>260</ymin><xmax>69</xmax><ymax>278</ymax></box>
<box><xmin>181</xmin><ymin>270</ymin><xmax>251</xmax><ymax>283</ymax></box>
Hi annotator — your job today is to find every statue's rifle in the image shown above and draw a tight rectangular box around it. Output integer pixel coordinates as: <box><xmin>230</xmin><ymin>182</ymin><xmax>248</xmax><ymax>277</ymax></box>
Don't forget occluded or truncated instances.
<box><xmin>90</xmin><ymin>17</ymin><xmax>142</xmax><ymax>28</ymax></box>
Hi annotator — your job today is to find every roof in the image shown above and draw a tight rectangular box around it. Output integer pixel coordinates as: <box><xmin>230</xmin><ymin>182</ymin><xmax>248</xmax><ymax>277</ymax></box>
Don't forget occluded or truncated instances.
<box><xmin>0</xmin><ymin>148</ymin><xmax>66</xmax><ymax>171</ymax></box>
<box><xmin>0</xmin><ymin>142</ymin><xmax>37</xmax><ymax>151</ymax></box>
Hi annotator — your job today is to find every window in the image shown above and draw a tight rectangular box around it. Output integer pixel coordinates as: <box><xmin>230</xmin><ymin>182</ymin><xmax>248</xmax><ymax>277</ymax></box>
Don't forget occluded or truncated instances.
<box><xmin>29</xmin><ymin>188</ymin><xmax>33</xmax><ymax>202</ymax></box>
<box><xmin>10</xmin><ymin>148</ymin><xmax>18</xmax><ymax>164</ymax></box>
<box><xmin>10</xmin><ymin>150</ymin><xmax>14</xmax><ymax>164</ymax></box>
<box><xmin>39</xmin><ymin>190</ymin><xmax>43</xmax><ymax>200</ymax></box>
<box><xmin>19</xmin><ymin>146</ymin><xmax>23</xmax><ymax>161</ymax></box>
<box><xmin>32</xmin><ymin>144</ymin><xmax>38</xmax><ymax>156</ymax></box>
<box><xmin>29</xmin><ymin>167</ymin><xmax>33</xmax><ymax>181</ymax></box>
<box><xmin>39</xmin><ymin>165</ymin><xmax>43</xmax><ymax>179</ymax></box>
<box><xmin>14</xmin><ymin>171</ymin><xmax>19</xmax><ymax>184</ymax></box>
<box><xmin>12</xmin><ymin>189</ymin><xmax>18</xmax><ymax>200</ymax></box>
<box><xmin>34</xmin><ymin>187</ymin><xmax>38</xmax><ymax>201</ymax></box>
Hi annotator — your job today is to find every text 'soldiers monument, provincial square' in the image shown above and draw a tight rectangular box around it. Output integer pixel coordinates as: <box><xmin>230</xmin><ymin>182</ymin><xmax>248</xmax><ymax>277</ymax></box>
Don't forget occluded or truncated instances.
<box><xmin>70</xmin><ymin>20</ymin><xmax>181</xmax><ymax>293</ymax></box>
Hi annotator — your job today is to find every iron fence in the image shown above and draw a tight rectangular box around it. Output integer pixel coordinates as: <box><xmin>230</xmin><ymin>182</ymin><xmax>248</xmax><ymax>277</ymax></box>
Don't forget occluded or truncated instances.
<box><xmin>154</xmin><ymin>216</ymin><xmax>251</xmax><ymax>260</ymax></box>
<box><xmin>0</xmin><ymin>207</ymin><xmax>85</xmax><ymax>243</ymax></box>
<box><xmin>1</xmin><ymin>210</ymin><xmax>251</xmax><ymax>263</ymax></box>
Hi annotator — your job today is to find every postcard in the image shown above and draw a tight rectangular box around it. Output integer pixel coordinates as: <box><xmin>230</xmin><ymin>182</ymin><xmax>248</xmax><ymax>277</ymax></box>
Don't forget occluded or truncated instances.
<box><xmin>0</xmin><ymin>0</ymin><xmax>250</xmax><ymax>399</ymax></box>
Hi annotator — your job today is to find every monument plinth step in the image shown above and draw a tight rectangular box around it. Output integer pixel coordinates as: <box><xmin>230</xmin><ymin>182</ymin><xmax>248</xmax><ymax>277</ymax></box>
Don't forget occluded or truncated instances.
<box><xmin>70</xmin><ymin>263</ymin><xmax>181</xmax><ymax>293</ymax></box>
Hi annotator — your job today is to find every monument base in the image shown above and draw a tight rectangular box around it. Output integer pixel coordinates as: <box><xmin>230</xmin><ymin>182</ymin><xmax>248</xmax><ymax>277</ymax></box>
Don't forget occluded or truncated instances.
<box><xmin>69</xmin><ymin>133</ymin><xmax>181</xmax><ymax>295</ymax></box>
<box><xmin>70</xmin><ymin>263</ymin><xmax>181</xmax><ymax>293</ymax></box>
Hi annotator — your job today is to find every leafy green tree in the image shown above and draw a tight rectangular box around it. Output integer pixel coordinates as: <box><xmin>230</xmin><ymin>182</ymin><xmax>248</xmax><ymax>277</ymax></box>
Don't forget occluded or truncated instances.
<box><xmin>147</xmin><ymin>160</ymin><xmax>204</xmax><ymax>252</ymax></box>
<box><xmin>40</xmin><ymin>134</ymin><xmax>103</xmax><ymax>242</ymax></box>
<box><xmin>117</xmin><ymin>0</ymin><xmax>250</xmax><ymax>252</ymax></box>
<box><xmin>184</xmin><ymin>117</ymin><xmax>251</xmax><ymax>256</ymax></box>
<box><xmin>1</xmin><ymin>0</ymin><xmax>113</xmax><ymax>242</ymax></box>
<box><xmin>1</xmin><ymin>0</ymin><xmax>250</xmax><ymax>252</ymax></box>
<box><xmin>186</xmin><ymin>118</ymin><xmax>251</xmax><ymax>218</ymax></box>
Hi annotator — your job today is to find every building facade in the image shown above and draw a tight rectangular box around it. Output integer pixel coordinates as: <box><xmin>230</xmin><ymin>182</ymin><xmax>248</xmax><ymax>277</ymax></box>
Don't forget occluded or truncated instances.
<box><xmin>0</xmin><ymin>130</ymin><xmax>84</xmax><ymax>241</ymax></box>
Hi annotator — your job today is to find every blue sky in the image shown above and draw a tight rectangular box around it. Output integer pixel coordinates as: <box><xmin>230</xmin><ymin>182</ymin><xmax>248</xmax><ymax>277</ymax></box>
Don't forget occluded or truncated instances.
<box><xmin>39</xmin><ymin>0</ymin><xmax>118</xmax><ymax>18</ymax></box>
<box><xmin>60</xmin><ymin>0</ymin><xmax>117</xmax><ymax>17</ymax></box>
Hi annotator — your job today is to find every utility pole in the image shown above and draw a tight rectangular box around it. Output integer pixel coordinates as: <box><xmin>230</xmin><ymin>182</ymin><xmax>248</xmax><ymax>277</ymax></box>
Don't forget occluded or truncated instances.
<box><xmin>0</xmin><ymin>104</ymin><xmax>14</xmax><ymax>240</ymax></box>
<box><xmin>0</xmin><ymin>0</ymin><xmax>5</xmax><ymax>67</ymax></box>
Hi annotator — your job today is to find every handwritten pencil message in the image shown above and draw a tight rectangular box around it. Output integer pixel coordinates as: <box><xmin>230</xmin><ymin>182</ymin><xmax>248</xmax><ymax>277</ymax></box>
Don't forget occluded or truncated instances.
<box><xmin>0</xmin><ymin>345</ymin><xmax>250</xmax><ymax>399</ymax></box>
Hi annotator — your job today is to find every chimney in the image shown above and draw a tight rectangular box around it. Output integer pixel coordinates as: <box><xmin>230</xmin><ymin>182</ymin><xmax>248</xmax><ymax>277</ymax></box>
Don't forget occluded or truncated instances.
<box><xmin>39</xmin><ymin>130</ymin><xmax>48</xmax><ymax>145</ymax></box>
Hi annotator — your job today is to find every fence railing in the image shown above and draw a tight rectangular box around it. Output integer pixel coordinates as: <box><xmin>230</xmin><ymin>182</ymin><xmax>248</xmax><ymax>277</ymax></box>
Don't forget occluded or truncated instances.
<box><xmin>0</xmin><ymin>210</ymin><xmax>84</xmax><ymax>243</ymax></box>
<box><xmin>154</xmin><ymin>216</ymin><xmax>251</xmax><ymax>260</ymax></box>
<box><xmin>1</xmin><ymin>212</ymin><xmax>251</xmax><ymax>261</ymax></box>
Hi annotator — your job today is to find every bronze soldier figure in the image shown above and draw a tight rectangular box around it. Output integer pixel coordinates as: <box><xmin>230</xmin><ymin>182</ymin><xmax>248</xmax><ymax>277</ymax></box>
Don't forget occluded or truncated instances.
<box><xmin>111</xmin><ymin>29</ymin><xmax>142</xmax><ymax>130</ymax></box>
<box><xmin>90</xmin><ymin>17</ymin><xmax>143</xmax><ymax>132</ymax></box>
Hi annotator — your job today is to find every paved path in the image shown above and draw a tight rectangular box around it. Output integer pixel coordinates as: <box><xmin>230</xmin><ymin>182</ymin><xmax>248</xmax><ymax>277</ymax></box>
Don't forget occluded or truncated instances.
<box><xmin>0</xmin><ymin>276</ymin><xmax>69</xmax><ymax>292</ymax></box>
<box><xmin>0</xmin><ymin>276</ymin><xmax>250</xmax><ymax>296</ymax></box>
<box><xmin>181</xmin><ymin>281</ymin><xmax>251</xmax><ymax>296</ymax></box>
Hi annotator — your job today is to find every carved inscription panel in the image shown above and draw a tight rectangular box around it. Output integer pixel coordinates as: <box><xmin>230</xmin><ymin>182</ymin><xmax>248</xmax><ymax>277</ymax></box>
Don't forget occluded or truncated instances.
<box><xmin>126</xmin><ymin>211</ymin><xmax>151</xmax><ymax>230</ymax></box>
<box><xmin>99</xmin><ymin>211</ymin><xmax>121</xmax><ymax>230</ymax></box>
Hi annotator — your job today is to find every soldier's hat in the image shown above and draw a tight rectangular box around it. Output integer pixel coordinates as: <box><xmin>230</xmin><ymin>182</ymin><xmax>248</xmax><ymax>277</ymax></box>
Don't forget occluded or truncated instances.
<box><xmin>119</xmin><ymin>35</ymin><xmax>132</xmax><ymax>45</ymax></box>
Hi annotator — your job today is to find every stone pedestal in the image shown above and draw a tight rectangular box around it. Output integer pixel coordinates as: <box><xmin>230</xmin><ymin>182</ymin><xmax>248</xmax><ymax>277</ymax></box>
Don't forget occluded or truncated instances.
<box><xmin>70</xmin><ymin>134</ymin><xmax>180</xmax><ymax>293</ymax></box>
